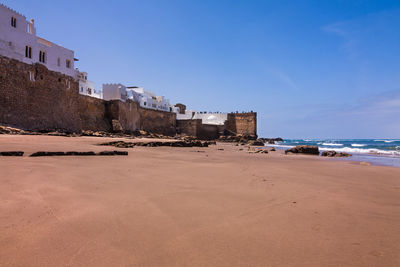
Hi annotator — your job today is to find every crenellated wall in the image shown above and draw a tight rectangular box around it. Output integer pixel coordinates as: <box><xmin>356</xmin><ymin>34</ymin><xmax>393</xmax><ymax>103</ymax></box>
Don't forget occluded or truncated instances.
<box><xmin>227</xmin><ymin>112</ymin><xmax>257</xmax><ymax>137</ymax></box>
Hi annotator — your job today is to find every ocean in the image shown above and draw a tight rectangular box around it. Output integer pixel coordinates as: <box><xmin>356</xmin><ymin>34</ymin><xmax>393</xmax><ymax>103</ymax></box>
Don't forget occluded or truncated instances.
<box><xmin>268</xmin><ymin>139</ymin><xmax>400</xmax><ymax>167</ymax></box>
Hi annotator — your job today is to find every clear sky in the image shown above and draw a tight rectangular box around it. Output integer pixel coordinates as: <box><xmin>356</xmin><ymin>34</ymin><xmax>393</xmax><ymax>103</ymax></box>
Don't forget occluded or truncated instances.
<box><xmin>4</xmin><ymin>0</ymin><xmax>400</xmax><ymax>138</ymax></box>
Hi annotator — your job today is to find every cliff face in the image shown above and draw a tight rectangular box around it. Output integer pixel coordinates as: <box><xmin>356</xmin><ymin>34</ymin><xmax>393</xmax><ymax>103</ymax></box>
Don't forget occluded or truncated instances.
<box><xmin>0</xmin><ymin>55</ymin><xmax>176</xmax><ymax>135</ymax></box>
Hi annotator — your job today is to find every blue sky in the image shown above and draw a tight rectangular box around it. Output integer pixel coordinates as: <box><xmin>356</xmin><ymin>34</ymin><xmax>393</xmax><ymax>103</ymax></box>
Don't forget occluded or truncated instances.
<box><xmin>4</xmin><ymin>0</ymin><xmax>400</xmax><ymax>138</ymax></box>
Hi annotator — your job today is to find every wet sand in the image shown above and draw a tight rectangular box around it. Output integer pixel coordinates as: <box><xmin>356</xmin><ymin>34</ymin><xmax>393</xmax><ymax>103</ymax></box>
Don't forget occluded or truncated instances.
<box><xmin>0</xmin><ymin>135</ymin><xmax>400</xmax><ymax>266</ymax></box>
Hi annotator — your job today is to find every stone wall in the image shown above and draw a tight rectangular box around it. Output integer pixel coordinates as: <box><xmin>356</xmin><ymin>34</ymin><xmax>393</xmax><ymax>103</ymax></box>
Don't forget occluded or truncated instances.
<box><xmin>226</xmin><ymin>112</ymin><xmax>257</xmax><ymax>137</ymax></box>
<box><xmin>138</xmin><ymin>108</ymin><xmax>176</xmax><ymax>136</ymax></box>
<box><xmin>176</xmin><ymin>119</ymin><xmax>202</xmax><ymax>137</ymax></box>
<box><xmin>177</xmin><ymin>119</ymin><xmax>224</xmax><ymax>140</ymax></box>
<box><xmin>0</xmin><ymin>55</ymin><xmax>176</xmax><ymax>135</ymax></box>
<box><xmin>0</xmin><ymin>55</ymin><xmax>110</xmax><ymax>132</ymax></box>
<box><xmin>106</xmin><ymin>100</ymin><xmax>140</xmax><ymax>132</ymax></box>
<box><xmin>0</xmin><ymin>55</ymin><xmax>256</xmax><ymax>138</ymax></box>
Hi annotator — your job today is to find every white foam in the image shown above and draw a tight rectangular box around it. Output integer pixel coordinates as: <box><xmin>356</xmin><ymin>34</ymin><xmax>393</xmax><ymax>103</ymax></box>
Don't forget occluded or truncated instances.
<box><xmin>351</xmin><ymin>144</ymin><xmax>366</xmax><ymax>147</ymax></box>
<box><xmin>322</xmin><ymin>143</ymin><xmax>343</xmax><ymax>146</ymax></box>
<box><xmin>374</xmin><ymin>140</ymin><xmax>398</xmax><ymax>143</ymax></box>
<box><xmin>319</xmin><ymin>147</ymin><xmax>400</xmax><ymax>157</ymax></box>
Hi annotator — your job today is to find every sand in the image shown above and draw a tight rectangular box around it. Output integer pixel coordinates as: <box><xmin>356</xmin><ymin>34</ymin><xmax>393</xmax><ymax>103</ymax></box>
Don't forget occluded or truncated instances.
<box><xmin>0</xmin><ymin>135</ymin><xmax>399</xmax><ymax>266</ymax></box>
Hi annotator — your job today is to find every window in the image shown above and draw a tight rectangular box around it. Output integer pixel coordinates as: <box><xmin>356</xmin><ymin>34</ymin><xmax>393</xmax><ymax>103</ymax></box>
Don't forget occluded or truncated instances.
<box><xmin>39</xmin><ymin>51</ymin><xmax>46</xmax><ymax>63</ymax></box>
<box><xmin>25</xmin><ymin>46</ymin><xmax>32</xmax><ymax>58</ymax></box>
<box><xmin>66</xmin><ymin>59</ymin><xmax>71</xmax><ymax>68</ymax></box>
<box><xmin>11</xmin><ymin>17</ymin><xmax>16</xmax><ymax>28</ymax></box>
<box><xmin>28</xmin><ymin>71</ymin><xmax>35</xmax><ymax>81</ymax></box>
<box><xmin>87</xmin><ymin>88</ymin><xmax>92</xmax><ymax>95</ymax></box>
<box><xmin>57</xmin><ymin>57</ymin><xmax>60</xmax><ymax>67</ymax></box>
<box><xmin>81</xmin><ymin>87</ymin><xmax>84</xmax><ymax>92</ymax></box>
<box><xmin>144</xmin><ymin>102</ymin><xmax>147</xmax><ymax>106</ymax></box>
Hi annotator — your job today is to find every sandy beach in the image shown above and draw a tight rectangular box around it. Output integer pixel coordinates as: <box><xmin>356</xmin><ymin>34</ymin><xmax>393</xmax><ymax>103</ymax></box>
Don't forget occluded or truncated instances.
<box><xmin>0</xmin><ymin>135</ymin><xmax>400</xmax><ymax>266</ymax></box>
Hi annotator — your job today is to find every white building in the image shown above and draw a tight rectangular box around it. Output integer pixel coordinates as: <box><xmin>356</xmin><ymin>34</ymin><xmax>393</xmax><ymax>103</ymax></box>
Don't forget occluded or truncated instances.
<box><xmin>126</xmin><ymin>86</ymin><xmax>172</xmax><ymax>112</ymax></box>
<box><xmin>0</xmin><ymin>4</ymin><xmax>76</xmax><ymax>77</ymax></box>
<box><xmin>76</xmin><ymin>70</ymin><xmax>102</xmax><ymax>99</ymax></box>
<box><xmin>176</xmin><ymin>110</ymin><xmax>228</xmax><ymax>125</ymax></box>
<box><xmin>102</xmin><ymin>83</ymin><xmax>127</xmax><ymax>102</ymax></box>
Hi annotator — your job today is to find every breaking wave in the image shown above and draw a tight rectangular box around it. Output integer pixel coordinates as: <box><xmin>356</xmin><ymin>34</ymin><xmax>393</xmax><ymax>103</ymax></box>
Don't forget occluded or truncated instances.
<box><xmin>322</xmin><ymin>143</ymin><xmax>343</xmax><ymax>146</ymax></box>
<box><xmin>351</xmin><ymin>144</ymin><xmax>366</xmax><ymax>147</ymax></box>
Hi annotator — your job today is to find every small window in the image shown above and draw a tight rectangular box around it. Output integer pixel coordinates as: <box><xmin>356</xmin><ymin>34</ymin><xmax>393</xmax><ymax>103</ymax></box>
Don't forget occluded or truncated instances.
<box><xmin>11</xmin><ymin>17</ymin><xmax>17</xmax><ymax>28</ymax></box>
<box><xmin>66</xmin><ymin>59</ymin><xmax>71</xmax><ymax>68</ymax></box>
<box><xmin>39</xmin><ymin>51</ymin><xmax>46</xmax><ymax>63</ymax></box>
<box><xmin>81</xmin><ymin>87</ymin><xmax>84</xmax><ymax>92</ymax></box>
<box><xmin>87</xmin><ymin>88</ymin><xmax>92</xmax><ymax>95</ymax></box>
<box><xmin>28</xmin><ymin>71</ymin><xmax>35</xmax><ymax>81</ymax></box>
<box><xmin>144</xmin><ymin>102</ymin><xmax>147</xmax><ymax>106</ymax></box>
<box><xmin>57</xmin><ymin>57</ymin><xmax>60</xmax><ymax>67</ymax></box>
<box><xmin>25</xmin><ymin>46</ymin><xmax>32</xmax><ymax>58</ymax></box>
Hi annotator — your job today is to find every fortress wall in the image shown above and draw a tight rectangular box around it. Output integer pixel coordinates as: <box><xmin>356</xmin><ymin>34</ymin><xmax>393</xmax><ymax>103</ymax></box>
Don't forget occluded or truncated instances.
<box><xmin>106</xmin><ymin>100</ymin><xmax>140</xmax><ymax>132</ymax></box>
<box><xmin>176</xmin><ymin>119</ymin><xmax>202</xmax><ymax>137</ymax></box>
<box><xmin>0</xmin><ymin>55</ymin><xmax>176</xmax><ymax>135</ymax></box>
<box><xmin>0</xmin><ymin>55</ymin><xmax>257</xmax><ymax>138</ymax></box>
<box><xmin>0</xmin><ymin>55</ymin><xmax>110</xmax><ymax>132</ymax></box>
<box><xmin>177</xmin><ymin>119</ymin><xmax>224</xmax><ymax>140</ymax></box>
<box><xmin>138</xmin><ymin>107</ymin><xmax>176</xmax><ymax>136</ymax></box>
<box><xmin>227</xmin><ymin>112</ymin><xmax>257</xmax><ymax>137</ymax></box>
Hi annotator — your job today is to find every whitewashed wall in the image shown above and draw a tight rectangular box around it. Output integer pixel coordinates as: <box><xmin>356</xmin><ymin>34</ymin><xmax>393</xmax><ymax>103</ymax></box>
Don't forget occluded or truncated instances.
<box><xmin>176</xmin><ymin>110</ymin><xmax>228</xmax><ymax>125</ymax></box>
<box><xmin>0</xmin><ymin>4</ymin><xmax>75</xmax><ymax>77</ymax></box>
<box><xmin>103</xmin><ymin>84</ymin><xmax>127</xmax><ymax>101</ymax></box>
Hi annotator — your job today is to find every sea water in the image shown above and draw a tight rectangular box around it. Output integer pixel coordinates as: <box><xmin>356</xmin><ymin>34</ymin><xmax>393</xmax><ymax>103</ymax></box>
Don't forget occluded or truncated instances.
<box><xmin>268</xmin><ymin>139</ymin><xmax>400</xmax><ymax>167</ymax></box>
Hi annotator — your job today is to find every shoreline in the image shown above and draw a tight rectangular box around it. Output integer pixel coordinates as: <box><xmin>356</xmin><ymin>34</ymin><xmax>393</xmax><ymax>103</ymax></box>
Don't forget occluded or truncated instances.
<box><xmin>268</xmin><ymin>143</ymin><xmax>400</xmax><ymax>168</ymax></box>
<box><xmin>1</xmin><ymin>135</ymin><xmax>400</xmax><ymax>266</ymax></box>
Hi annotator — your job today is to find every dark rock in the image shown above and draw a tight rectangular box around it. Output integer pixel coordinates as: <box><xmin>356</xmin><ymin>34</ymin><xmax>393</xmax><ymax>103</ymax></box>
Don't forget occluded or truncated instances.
<box><xmin>321</xmin><ymin>151</ymin><xmax>352</xmax><ymax>157</ymax></box>
<box><xmin>0</xmin><ymin>151</ymin><xmax>24</xmax><ymax>156</ymax></box>
<box><xmin>248</xmin><ymin>139</ymin><xmax>265</xmax><ymax>146</ymax></box>
<box><xmin>98</xmin><ymin>151</ymin><xmax>128</xmax><ymax>156</ymax></box>
<box><xmin>99</xmin><ymin>140</ymin><xmax>209</xmax><ymax>148</ymax></box>
<box><xmin>259</xmin><ymin>137</ymin><xmax>283</xmax><ymax>144</ymax></box>
<box><xmin>285</xmin><ymin>145</ymin><xmax>319</xmax><ymax>155</ymax></box>
<box><xmin>30</xmin><ymin>151</ymin><xmax>65</xmax><ymax>157</ymax></box>
<box><xmin>112</xmin><ymin>120</ymin><xmax>124</xmax><ymax>133</ymax></box>
<box><xmin>266</xmin><ymin>147</ymin><xmax>276</xmax><ymax>152</ymax></box>
<box><xmin>30</xmin><ymin>151</ymin><xmax>96</xmax><ymax>157</ymax></box>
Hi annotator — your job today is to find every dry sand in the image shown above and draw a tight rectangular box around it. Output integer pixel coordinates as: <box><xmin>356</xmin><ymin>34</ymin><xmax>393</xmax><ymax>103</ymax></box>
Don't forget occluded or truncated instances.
<box><xmin>0</xmin><ymin>135</ymin><xmax>400</xmax><ymax>266</ymax></box>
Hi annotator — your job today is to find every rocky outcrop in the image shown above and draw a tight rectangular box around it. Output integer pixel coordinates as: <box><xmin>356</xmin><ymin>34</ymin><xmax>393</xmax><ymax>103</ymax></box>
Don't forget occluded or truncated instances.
<box><xmin>0</xmin><ymin>151</ymin><xmax>24</xmax><ymax>156</ymax></box>
<box><xmin>112</xmin><ymin>120</ymin><xmax>124</xmax><ymax>133</ymax></box>
<box><xmin>99</xmin><ymin>140</ymin><xmax>213</xmax><ymax>148</ymax></box>
<box><xmin>247</xmin><ymin>139</ymin><xmax>265</xmax><ymax>146</ymax></box>
<box><xmin>259</xmin><ymin>138</ymin><xmax>283</xmax><ymax>144</ymax></box>
<box><xmin>285</xmin><ymin>145</ymin><xmax>319</xmax><ymax>155</ymax></box>
<box><xmin>321</xmin><ymin>151</ymin><xmax>352</xmax><ymax>157</ymax></box>
<box><xmin>29</xmin><ymin>151</ymin><xmax>128</xmax><ymax>157</ymax></box>
<box><xmin>219</xmin><ymin>134</ymin><xmax>257</xmax><ymax>142</ymax></box>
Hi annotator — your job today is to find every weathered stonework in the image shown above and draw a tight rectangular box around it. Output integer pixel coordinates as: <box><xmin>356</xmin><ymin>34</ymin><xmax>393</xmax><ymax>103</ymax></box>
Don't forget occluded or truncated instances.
<box><xmin>0</xmin><ymin>55</ymin><xmax>256</xmax><ymax>138</ymax></box>
<box><xmin>0</xmin><ymin>55</ymin><xmax>109</xmax><ymax>132</ymax></box>
<box><xmin>227</xmin><ymin>112</ymin><xmax>257</xmax><ymax>137</ymax></box>
<box><xmin>0</xmin><ymin>55</ymin><xmax>176</xmax><ymax>135</ymax></box>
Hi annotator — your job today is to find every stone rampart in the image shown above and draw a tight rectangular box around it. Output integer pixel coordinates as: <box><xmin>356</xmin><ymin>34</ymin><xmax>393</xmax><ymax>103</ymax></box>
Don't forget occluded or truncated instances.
<box><xmin>0</xmin><ymin>55</ymin><xmax>176</xmax><ymax>135</ymax></box>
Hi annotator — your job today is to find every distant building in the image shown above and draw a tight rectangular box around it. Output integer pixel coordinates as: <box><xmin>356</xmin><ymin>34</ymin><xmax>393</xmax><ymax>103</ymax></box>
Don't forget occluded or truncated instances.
<box><xmin>126</xmin><ymin>86</ymin><xmax>172</xmax><ymax>112</ymax></box>
<box><xmin>76</xmin><ymin>71</ymin><xmax>102</xmax><ymax>99</ymax></box>
<box><xmin>0</xmin><ymin>4</ymin><xmax>76</xmax><ymax>77</ymax></box>
<box><xmin>176</xmin><ymin>110</ymin><xmax>228</xmax><ymax>125</ymax></box>
<box><xmin>102</xmin><ymin>83</ymin><xmax>127</xmax><ymax>102</ymax></box>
